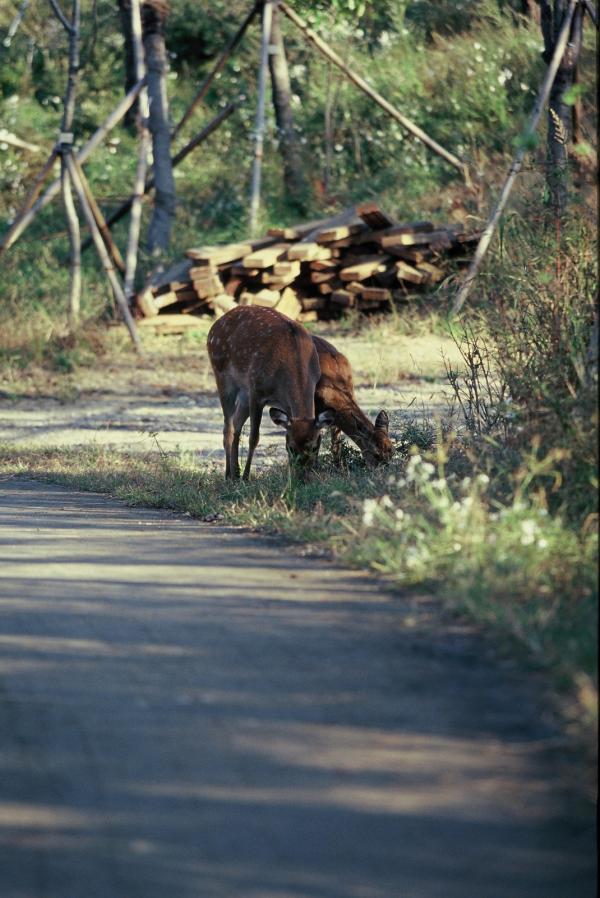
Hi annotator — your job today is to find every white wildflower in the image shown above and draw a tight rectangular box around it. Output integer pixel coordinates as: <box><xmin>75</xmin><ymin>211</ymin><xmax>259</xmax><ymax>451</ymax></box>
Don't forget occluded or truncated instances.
<box><xmin>537</xmin><ymin>538</ymin><xmax>548</xmax><ymax>549</ymax></box>
<box><xmin>520</xmin><ymin>519</ymin><xmax>537</xmax><ymax>546</ymax></box>
<box><xmin>362</xmin><ymin>498</ymin><xmax>378</xmax><ymax>528</ymax></box>
<box><xmin>380</xmin><ymin>495</ymin><xmax>394</xmax><ymax>509</ymax></box>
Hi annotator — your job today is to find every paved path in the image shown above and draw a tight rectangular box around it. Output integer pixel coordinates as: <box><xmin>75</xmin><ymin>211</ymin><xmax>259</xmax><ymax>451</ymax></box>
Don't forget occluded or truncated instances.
<box><xmin>0</xmin><ymin>479</ymin><xmax>595</xmax><ymax>898</ymax></box>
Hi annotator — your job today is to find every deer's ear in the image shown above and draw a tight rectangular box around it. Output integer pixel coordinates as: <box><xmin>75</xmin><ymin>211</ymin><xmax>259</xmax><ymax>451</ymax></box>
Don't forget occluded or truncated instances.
<box><xmin>316</xmin><ymin>410</ymin><xmax>335</xmax><ymax>429</ymax></box>
<box><xmin>270</xmin><ymin>407</ymin><xmax>290</xmax><ymax>429</ymax></box>
<box><xmin>375</xmin><ymin>410</ymin><xmax>389</xmax><ymax>432</ymax></box>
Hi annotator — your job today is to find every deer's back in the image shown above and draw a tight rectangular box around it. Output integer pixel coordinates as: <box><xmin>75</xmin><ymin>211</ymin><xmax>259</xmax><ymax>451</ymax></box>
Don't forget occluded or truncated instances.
<box><xmin>208</xmin><ymin>306</ymin><xmax>320</xmax><ymax>407</ymax></box>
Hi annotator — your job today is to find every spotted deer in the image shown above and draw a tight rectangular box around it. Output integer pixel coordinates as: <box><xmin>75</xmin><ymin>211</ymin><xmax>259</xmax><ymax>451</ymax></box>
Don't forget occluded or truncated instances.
<box><xmin>207</xmin><ymin>306</ymin><xmax>334</xmax><ymax>480</ymax></box>
<box><xmin>312</xmin><ymin>334</ymin><xmax>393</xmax><ymax>467</ymax></box>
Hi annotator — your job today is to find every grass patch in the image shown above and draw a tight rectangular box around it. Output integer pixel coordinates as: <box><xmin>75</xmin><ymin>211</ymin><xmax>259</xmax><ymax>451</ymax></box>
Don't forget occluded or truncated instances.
<box><xmin>1</xmin><ymin>436</ymin><xmax>596</xmax><ymax>741</ymax></box>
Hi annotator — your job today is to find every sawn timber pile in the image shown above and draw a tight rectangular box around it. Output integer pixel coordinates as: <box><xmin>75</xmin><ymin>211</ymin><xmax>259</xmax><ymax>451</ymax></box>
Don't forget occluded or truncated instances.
<box><xmin>135</xmin><ymin>203</ymin><xmax>480</xmax><ymax>329</ymax></box>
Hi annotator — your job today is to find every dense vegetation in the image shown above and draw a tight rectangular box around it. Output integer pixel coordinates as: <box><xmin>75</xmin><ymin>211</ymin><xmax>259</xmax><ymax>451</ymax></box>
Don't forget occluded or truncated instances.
<box><xmin>0</xmin><ymin>1</ymin><xmax>597</xmax><ymax>737</ymax></box>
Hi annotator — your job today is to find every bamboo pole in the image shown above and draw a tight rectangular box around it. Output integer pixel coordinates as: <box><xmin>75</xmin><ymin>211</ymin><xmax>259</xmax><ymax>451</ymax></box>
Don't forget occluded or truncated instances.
<box><xmin>71</xmin><ymin>154</ymin><xmax>125</xmax><ymax>273</ymax></box>
<box><xmin>451</xmin><ymin>0</ymin><xmax>578</xmax><ymax>316</ymax></box>
<box><xmin>124</xmin><ymin>0</ymin><xmax>151</xmax><ymax>301</ymax></box>
<box><xmin>82</xmin><ymin>102</ymin><xmax>238</xmax><ymax>247</ymax></box>
<box><xmin>65</xmin><ymin>154</ymin><xmax>142</xmax><ymax>350</ymax></box>
<box><xmin>61</xmin><ymin>156</ymin><xmax>81</xmax><ymax>327</ymax></box>
<box><xmin>0</xmin><ymin>150</ymin><xmax>57</xmax><ymax>255</ymax></box>
<box><xmin>171</xmin><ymin>0</ymin><xmax>258</xmax><ymax>141</ymax></box>
<box><xmin>249</xmin><ymin>0</ymin><xmax>273</xmax><ymax>235</ymax></box>
<box><xmin>0</xmin><ymin>78</ymin><xmax>145</xmax><ymax>254</ymax></box>
<box><xmin>278</xmin><ymin>1</ymin><xmax>469</xmax><ymax>181</ymax></box>
<box><xmin>55</xmin><ymin>0</ymin><xmax>81</xmax><ymax>327</ymax></box>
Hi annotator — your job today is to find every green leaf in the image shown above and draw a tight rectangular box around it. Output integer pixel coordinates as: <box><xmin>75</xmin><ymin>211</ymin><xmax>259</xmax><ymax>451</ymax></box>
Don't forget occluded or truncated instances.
<box><xmin>562</xmin><ymin>84</ymin><xmax>585</xmax><ymax>106</ymax></box>
<box><xmin>573</xmin><ymin>141</ymin><xmax>594</xmax><ymax>157</ymax></box>
<box><xmin>513</xmin><ymin>131</ymin><xmax>539</xmax><ymax>151</ymax></box>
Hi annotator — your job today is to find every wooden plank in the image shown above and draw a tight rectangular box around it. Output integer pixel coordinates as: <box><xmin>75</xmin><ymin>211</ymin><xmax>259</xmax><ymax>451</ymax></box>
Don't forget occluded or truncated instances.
<box><xmin>174</xmin><ymin>288</ymin><xmax>201</xmax><ymax>302</ymax></box>
<box><xmin>315</xmin><ymin>221</ymin><xmax>366</xmax><ymax>243</ymax></box>
<box><xmin>310</xmin><ymin>269</ymin><xmax>337</xmax><ymax>284</ymax></box>
<box><xmin>192</xmin><ymin>275</ymin><xmax>223</xmax><ymax>298</ymax></box>
<box><xmin>186</xmin><ymin>242</ymin><xmax>253</xmax><ymax>264</ymax></box>
<box><xmin>137</xmin><ymin>313</ymin><xmax>206</xmax><ymax>334</ymax></box>
<box><xmin>330</xmin><ymin>289</ymin><xmax>355</xmax><ymax>308</ymax></box>
<box><xmin>240</xmin><ymin>288</ymin><xmax>281</xmax><ymax>307</ymax></box>
<box><xmin>242</xmin><ymin>243</ymin><xmax>289</xmax><ymax>268</ymax></box>
<box><xmin>372</xmin><ymin>221</ymin><xmax>434</xmax><ymax>244</ymax></box>
<box><xmin>261</xmin><ymin>272</ymin><xmax>297</xmax><ymax>287</ymax></box>
<box><xmin>229</xmin><ymin>264</ymin><xmax>260</xmax><ymax>278</ymax></box>
<box><xmin>379</xmin><ymin>229</ymin><xmax>454</xmax><ymax>248</ymax></box>
<box><xmin>395</xmin><ymin>260</ymin><xmax>426</xmax><ymax>284</ymax></box>
<box><xmin>209</xmin><ymin>294</ymin><xmax>238</xmax><ymax>317</ymax></box>
<box><xmin>275</xmin><ymin>287</ymin><xmax>302</xmax><ymax>320</ymax></box>
<box><xmin>300</xmin><ymin>296</ymin><xmax>326</xmax><ymax>311</ymax></box>
<box><xmin>137</xmin><ymin>288</ymin><xmax>159</xmax><ymax>318</ymax></box>
<box><xmin>359</xmin><ymin>286</ymin><xmax>392</xmax><ymax>302</ymax></box>
<box><xmin>273</xmin><ymin>259</ymin><xmax>301</xmax><ymax>277</ymax></box>
<box><xmin>318</xmin><ymin>282</ymin><xmax>336</xmax><ymax>295</ymax></box>
<box><xmin>309</xmin><ymin>259</ymin><xmax>337</xmax><ymax>271</ymax></box>
<box><xmin>384</xmin><ymin>245</ymin><xmax>433</xmax><ymax>264</ymax></box>
<box><xmin>416</xmin><ymin>261</ymin><xmax>445</xmax><ymax>283</ymax></box>
<box><xmin>286</xmin><ymin>242</ymin><xmax>333</xmax><ymax>262</ymax></box>
<box><xmin>339</xmin><ymin>255</ymin><xmax>390</xmax><ymax>282</ymax></box>
<box><xmin>355</xmin><ymin>201</ymin><xmax>398</xmax><ymax>230</ymax></box>
<box><xmin>186</xmin><ymin>236</ymin><xmax>275</xmax><ymax>264</ymax></box>
<box><xmin>345</xmin><ymin>280</ymin><xmax>364</xmax><ymax>294</ymax></box>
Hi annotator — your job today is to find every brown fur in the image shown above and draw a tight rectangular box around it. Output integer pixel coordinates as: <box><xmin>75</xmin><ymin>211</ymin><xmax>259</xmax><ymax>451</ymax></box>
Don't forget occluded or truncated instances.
<box><xmin>208</xmin><ymin>307</ymin><xmax>333</xmax><ymax>480</ymax></box>
<box><xmin>312</xmin><ymin>334</ymin><xmax>393</xmax><ymax>466</ymax></box>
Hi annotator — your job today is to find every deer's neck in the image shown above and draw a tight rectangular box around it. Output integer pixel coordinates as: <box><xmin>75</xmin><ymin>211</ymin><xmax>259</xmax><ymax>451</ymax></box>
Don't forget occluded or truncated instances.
<box><xmin>333</xmin><ymin>401</ymin><xmax>377</xmax><ymax>452</ymax></box>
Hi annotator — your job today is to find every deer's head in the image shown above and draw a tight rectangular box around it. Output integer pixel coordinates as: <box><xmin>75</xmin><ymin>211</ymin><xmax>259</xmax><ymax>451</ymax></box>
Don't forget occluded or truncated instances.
<box><xmin>363</xmin><ymin>410</ymin><xmax>394</xmax><ymax>467</ymax></box>
<box><xmin>270</xmin><ymin>407</ymin><xmax>335</xmax><ymax>477</ymax></box>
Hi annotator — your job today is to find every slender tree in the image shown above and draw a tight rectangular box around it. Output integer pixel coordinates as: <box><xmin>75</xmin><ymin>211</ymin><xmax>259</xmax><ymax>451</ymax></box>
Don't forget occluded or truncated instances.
<box><xmin>268</xmin><ymin>3</ymin><xmax>307</xmax><ymax>211</ymax></box>
<box><xmin>540</xmin><ymin>0</ymin><xmax>585</xmax><ymax>214</ymax></box>
<box><xmin>142</xmin><ymin>0</ymin><xmax>175</xmax><ymax>257</ymax></box>
<box><xmin>117</xmin><ymin>0</ymin><xmax>138</xmax><ymax>129</ymax></box>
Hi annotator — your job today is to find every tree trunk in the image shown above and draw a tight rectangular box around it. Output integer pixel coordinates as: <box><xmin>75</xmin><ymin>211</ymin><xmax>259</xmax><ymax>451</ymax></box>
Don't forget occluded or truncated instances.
<box><xmin>117</xmin><ymin>0</ymin><xmax>138</xmax><ymax>129</ymax></box>
<box><xmin>268</xmin><ymin>5</ymin><xmax>307</xmax><ymax>212</ymax></box>
<box><xmin>142</xmin><ymin>0</ymin><xmax>175</xmax><ymax>258</ymax></box>
<box><xmin>540</xmin><ymin>0</ymin><xmax>584</xmax><ymax>215</ymax></box>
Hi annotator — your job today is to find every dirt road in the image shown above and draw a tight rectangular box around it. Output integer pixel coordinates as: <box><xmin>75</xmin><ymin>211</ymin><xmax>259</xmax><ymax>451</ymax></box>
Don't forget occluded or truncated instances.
<box><xmin>0</xmin><ymin>478</ymin><xmax>594</xmax><ymax>898</ymax></box>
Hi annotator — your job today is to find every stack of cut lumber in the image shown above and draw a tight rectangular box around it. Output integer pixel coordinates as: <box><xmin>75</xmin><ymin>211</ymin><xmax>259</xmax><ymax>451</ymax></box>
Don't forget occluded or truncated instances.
<box><xmin>135</xmin><ymin>202</ymin><xmax>480</xmax><ymax>326</ymax></box>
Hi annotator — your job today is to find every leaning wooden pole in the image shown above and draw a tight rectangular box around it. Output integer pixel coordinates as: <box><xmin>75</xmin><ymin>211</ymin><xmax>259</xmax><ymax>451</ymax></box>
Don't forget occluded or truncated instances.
<box><xmin>249</xmin><ymin>0</ymin><xmax>273</xmax><ymax>236</ymax></box>
<box><xmin>278</xmin><ymin>1</ymin><xmax>468</xmax><ymax>181</ymax></box>
<box><xmin>124</xmin><ymin>0</ymin><xmax>151</xmax><ymax>301</ymax></box>
<box><xmin>451</xmin><ymin>0</ymin><xmax>578</xmax><ymax>316</ymax></box>
<box><xmin>0</xmin><ymin>79</ymin><xmax>145</xmax><ymax>255</ymax></box>
<box><xmin>71</xmin><ymin>154</ymin><xmax>125</xmax><ymax>273</ymax></box>
<box><xmin>0</xmin><ymin>149</ymin><xmax>57</xmax><ymax>255</ymax></box>
<box><xmin>65</xmin><ymin>155</ymin><xmax>142</xmax><ymax>351</ymax></box>
<box><xmin>171</xmin><ymin>0</ymin><xmax>258</xmax><ymax>141</ymax></box>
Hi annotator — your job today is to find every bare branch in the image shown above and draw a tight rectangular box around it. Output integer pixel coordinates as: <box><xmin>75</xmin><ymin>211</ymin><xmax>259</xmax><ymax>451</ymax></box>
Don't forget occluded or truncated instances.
<box><xmin>47</xmin><ymin>0</ymin><xmax>74</xmax><ymax>33</ymax></box>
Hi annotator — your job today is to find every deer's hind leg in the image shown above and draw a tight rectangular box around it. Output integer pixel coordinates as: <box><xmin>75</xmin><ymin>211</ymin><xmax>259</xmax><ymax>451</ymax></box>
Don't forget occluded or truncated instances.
<box><xmin>217</xmin><ymin>375</ymin><xmax>249</xmax><ymax>480</ymax></box>
<box><xmin>224</xmin><ymin>390</ymin><xmax>250</xmax><ymax>480</ymax></box>
<box><xmin>242</xmin><ymin>400</ymin><xmax>263</xmax><ymax>482</ymax></box>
